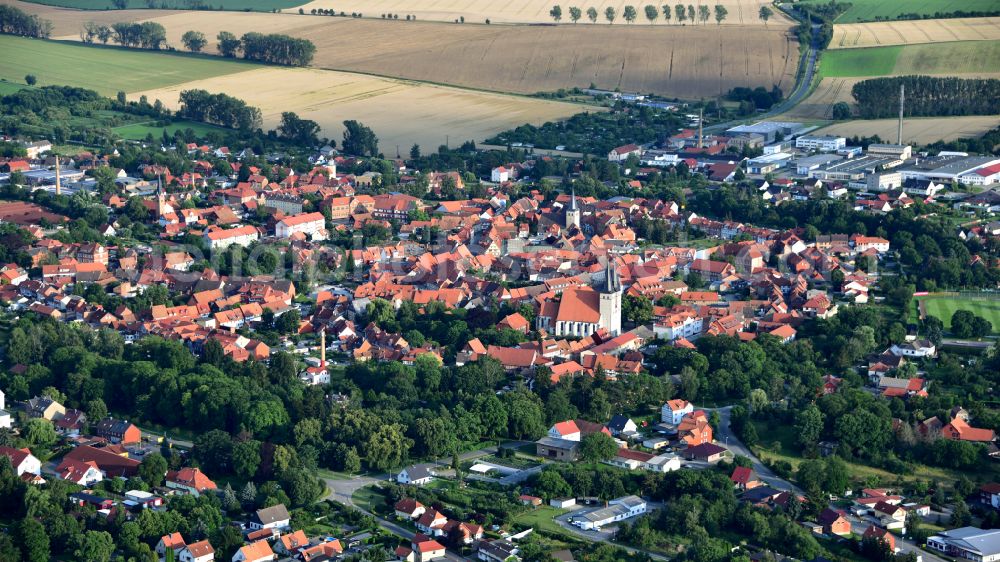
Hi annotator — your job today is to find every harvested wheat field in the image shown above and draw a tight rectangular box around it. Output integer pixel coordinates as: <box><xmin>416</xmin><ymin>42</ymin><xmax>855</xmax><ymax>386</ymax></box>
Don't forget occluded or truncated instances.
<box><xmin>289</xmin><ymin>0</ymin><xmax>791</xmax><ymax>25</ymax></box>
<box><xmin>817</xmin><ymin>116</ymin><xmax>1000</xmax><ymax>144</ymax></box>
<box><xmin>10</xmin><ymin>0</ymin><xmax>799</xmax><ymax>99</ymax></box>
<box><xmin>832</xmin><ymin>17</ymin><xmax>1000</xmax><ymax>49</ymax></box>
<box><xmin>133</xmin><ymin>67</ymin><xmax>596</xmax><ymax>151</ymax></box>
<box><xmin>1</xmin><ymin>0</ymin><xmax>182</xmax><ymax>36</ymax></box>
<box><xmin>298</xmin><ymin>19</ymin><xmax>799</xmax><ymax>98</ymax></box>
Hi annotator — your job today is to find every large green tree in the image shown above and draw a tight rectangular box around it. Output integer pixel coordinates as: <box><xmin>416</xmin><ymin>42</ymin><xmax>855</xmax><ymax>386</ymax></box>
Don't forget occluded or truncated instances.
<box><xmin>342</xmin><ymin>120</ymin><xmax>379</xmax><ymax>157</ymax></box>
<box><xmin>580</xmin><ymin>432</ymin><xmax>618</xmax><ymax>461</ymax></box>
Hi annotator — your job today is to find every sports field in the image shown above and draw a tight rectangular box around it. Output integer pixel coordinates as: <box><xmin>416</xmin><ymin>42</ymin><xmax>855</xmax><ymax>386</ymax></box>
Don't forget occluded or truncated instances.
<box><xmin>20</xmin><ymin>0</ymin><xmax>302</xmax><ymax>10</ymax></box>
<box><xmin>799</xmin><ymin>0</ymin><xmax>1000</xmax><ymax>23</ymax></box>
<box><xmin>832</xmin><ymin>17</ymin><xmax>1000</xmax><ymax>48</ymax></box>
<box><xmin>0</xmin><ymin>35</ymin><xmax>259</xmax><ymax>95</ymax></box>
<box><xmin>820</xmin><ymin>40</ymin><xmax>1000</xmax><ymax>77</ymax></box>
<box><xmin>914</xmin><ymin>294</ymin><xmax>1000</xmax><ymax>335</ymax></box>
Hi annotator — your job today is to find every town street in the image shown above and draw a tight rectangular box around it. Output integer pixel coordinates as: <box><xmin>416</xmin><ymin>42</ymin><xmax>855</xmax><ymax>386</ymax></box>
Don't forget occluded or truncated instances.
<box><xmin>699</xmin><ymin>405</ymin><xmax>804</xmax><ymax>494</ymax></box>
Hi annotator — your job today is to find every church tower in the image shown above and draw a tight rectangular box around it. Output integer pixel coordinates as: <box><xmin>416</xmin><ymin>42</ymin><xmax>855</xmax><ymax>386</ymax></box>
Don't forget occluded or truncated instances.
<box><xmin>156</xmin><ymin>175</ymin><xmax>167</xmax><ymax>217</ymax></box>
<box><xmin>565</xmin><ymin>188</ymin><xmax>581</xmax><ymax>230</ymax></box>
<box><xmin>599</xmin><ymin>261</ymin><xmax>622</xmax><ymax>336</ymax></box>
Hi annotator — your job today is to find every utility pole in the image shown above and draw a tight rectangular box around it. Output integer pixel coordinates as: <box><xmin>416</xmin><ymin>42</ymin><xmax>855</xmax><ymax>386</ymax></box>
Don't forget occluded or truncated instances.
<box><xmin>698</xmin><ymin>107</ymin><xmax>704</xmax><ymax>149</ymax></box>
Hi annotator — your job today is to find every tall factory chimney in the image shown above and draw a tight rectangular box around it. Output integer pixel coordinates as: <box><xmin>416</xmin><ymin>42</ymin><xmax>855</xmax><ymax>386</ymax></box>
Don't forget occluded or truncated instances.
<box><xmin>897</xmin><ymin>83</ymin><xmax>905</xmax><ymax>145</ymax></box>
<box><xmin>320</xmin><ymin>329</ymin><xmax>326</xmax><ymax>368</ymax></box>
<box><xmin>55</xmin><ymin>155</ymin><xmax>61</xmax><ymax>196</ymax></box>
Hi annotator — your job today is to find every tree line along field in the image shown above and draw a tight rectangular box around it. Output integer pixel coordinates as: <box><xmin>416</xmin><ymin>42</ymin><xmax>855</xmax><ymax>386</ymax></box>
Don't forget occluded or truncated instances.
<box><xmin>819</xmin><ymin>40</ymin><xmax>1000</xmax><ymax>77</ymax></box>
<box><xmin>831</xmin><ymin>17</ymin><xmax>1000</xmax><ymax>48</ymax></box>
<box><xmin>0</xmin><ymin>34</ymin><xmax>260</xmax><ymax>94</ymax></box>
<box><xmin>289</xmin><ymin>0</ymin><xmax>790</xmax><ymax>25</ymax></box>
<box><xmin>914</xmin><ymin>294</ymin><xmax>1000</xmax><ymax>335</ymax></box>
<box><xmin>798</xmin><ymin>0</ymin><xmax>1000</xmax><ymax>23</ymax></box>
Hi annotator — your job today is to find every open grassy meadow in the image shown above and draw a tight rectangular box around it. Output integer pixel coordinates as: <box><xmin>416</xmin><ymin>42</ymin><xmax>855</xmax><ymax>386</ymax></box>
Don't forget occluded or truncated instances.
<box><xmin>112</xmin><ymin>119</ymin><xmax>230</xmax><ymax>140</ymax></box>
<box><xmin>799</xmin><ymin>0</ymin><xmax>1000</xmax><ymax>23</ymax></box>
<box><xmin>914</xmin><ymin>293</ymin><xmax>1000</xmax><ymax>334</ymax></box>
<box><xmin>0</xmin><ymin>81</ymin><xmax>27</xmax><ymax>95</ymax></box>
<box><xmin>820</xmin><ymin>40</ymin><xmax>1000</xmax><ymax>77</ymax></box>
<box><xmin>832</xmin><ymin>17</ymin><xmax>1000</xmax><ymax>48</ymax></box>
<box><xmin>0</xmin><ymin>35</ymin><xmax>259</xmax><ymax>95</ymax></box>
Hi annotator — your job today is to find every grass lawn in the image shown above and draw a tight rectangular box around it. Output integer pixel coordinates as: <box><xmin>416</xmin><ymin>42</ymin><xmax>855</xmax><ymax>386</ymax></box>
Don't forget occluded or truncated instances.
<box><xmin>914</xmin><ymin>294</ymin><xmax>1000</xmax><ymax>335</ymax></box>
<box><xmin>351</xmin><ymin>485</ymin><xmax>389</xmax><ymax>514</ymax></box>
<box><xmin>820</xmin><ymin>41</ymin><xmax>1000</xmax><ymax>77</ymax></box>
<box><xmin>0</xmin><ymin>36</ymin><xmax>260</xmax><ymax>96</ymax></box>
<box><xmin>112</xmin><ymin>119</ymin><xmax>230</xmax><ymax>140</ymax></box>
<box><xmin>512</xmin><ymin>506</ymin><xmax>570</xmax><ymax>536</ymax></box>
<box><xmin>799</xmin><ymin>0</ymin><xmax>1000</xmax><ymax>23</ymax></box>
<box><xmin>21</xmin><ymin>0</ymin><xmax>305</xmax><ymax>10</ymax></box>
<box><xmin>0</xmin><ymin>81</ymin><xmax>27</xmax><ymax>95</ymax></box>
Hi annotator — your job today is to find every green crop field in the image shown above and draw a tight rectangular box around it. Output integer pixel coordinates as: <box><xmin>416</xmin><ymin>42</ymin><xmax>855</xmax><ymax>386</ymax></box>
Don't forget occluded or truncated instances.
<box><xmin>914</xmin><ymin>294</ymin><xmax>1000</xmax><ymax>334</ymax></box>
<box><xmin>820</xmin><ymin>45</ymin><xmax>901</xmax><ymax>77</ymax></box>
<box><xmin>820</xmin><ymin>41</ymin><xmax>1000</xmax><ymax>77</ymax></box>
<box><xmin>21</xmin><ymin>0</ymin><xmax>304</xmax><ymax>10</ymax></box>
<box><xmin>800</xmin><ymin>0</ymin><xmax>1000</xmax><ymax>23</ymax></box>
<box><xmin>0</xmin><ymin>36</ymin><xmax>260</xmax><ymax>95</ymax></box>
<box><xmin>113</xmin><ymin>120</ymin><xmax>229</xmax><ymax>140</ymax></box>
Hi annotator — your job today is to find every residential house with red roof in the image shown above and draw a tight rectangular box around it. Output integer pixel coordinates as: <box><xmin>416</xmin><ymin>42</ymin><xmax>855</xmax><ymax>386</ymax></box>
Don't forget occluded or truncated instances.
<box><xmin>677</xmin><ymin>411</ymin><xmax>713</xmax><ymax>447</ymax></box>
<box><xmin>165</xmin><ymin>467</ymin><xmax>217</xmax><ymax>496</ymax></box>
<box><xmin>0</xmin><ymin>446</ymin><xmax>40</xmax><ymax>477</ymax></box>
<box><xmin>232</xmin><ymin>540</ymin><xmax>275</xmax><ymax>562</ymax></box>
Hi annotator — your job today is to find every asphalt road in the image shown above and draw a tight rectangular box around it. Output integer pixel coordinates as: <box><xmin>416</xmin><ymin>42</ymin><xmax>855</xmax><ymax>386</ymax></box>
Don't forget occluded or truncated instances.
<box><xmin>700</xmin><ymin>405</ymin><xmax>804</xmax><ymax>494</ymax></box>
<box><xmin>704</xmin><ymin>21</ymin><xmax>821</xmax><ymax>134</ymax></box>
<box><xmin>321</xmin><ymin>442</ymin><xmax>535</xmax><ymax>561</ymax></box>
<box><xmin>705</xmin><ymin>405</ymin><xmax>949</xmax><ymax>562</ymax></box>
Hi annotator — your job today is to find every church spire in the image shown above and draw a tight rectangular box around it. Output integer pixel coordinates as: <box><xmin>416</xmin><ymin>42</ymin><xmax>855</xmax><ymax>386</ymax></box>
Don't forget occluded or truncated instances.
<box><xmin>604</xmin><ymin>260</ymin><xmax>622</xmax><ymax>293</ymax></box>
<box><xmin>565</xmin><ymin>188</ymin><xmax>581</xmax><ymax>230</ymax></box>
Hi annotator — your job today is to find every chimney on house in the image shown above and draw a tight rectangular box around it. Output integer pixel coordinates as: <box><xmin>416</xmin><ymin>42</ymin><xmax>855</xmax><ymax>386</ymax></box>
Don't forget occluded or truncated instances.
<box><xmin>55</xmin><ymin>155</ymin><xmax>61</xmax><ymax>196</ymax></box>
<box><xmin>320</xmin><ymin>329</ymin><xmax>326</xmax><ymax>368</ymax></box>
